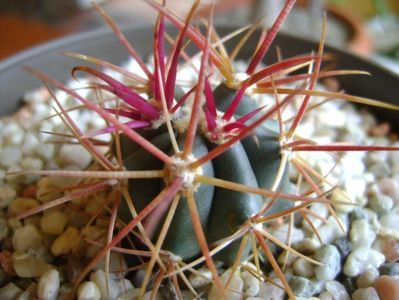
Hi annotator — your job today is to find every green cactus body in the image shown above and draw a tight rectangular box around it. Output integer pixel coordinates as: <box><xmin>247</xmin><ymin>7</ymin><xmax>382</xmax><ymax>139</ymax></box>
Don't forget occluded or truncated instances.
<box><xmin>117</xmin><ymin>83</ymin><xmax>293</xmax><ymax>266</ymax></box>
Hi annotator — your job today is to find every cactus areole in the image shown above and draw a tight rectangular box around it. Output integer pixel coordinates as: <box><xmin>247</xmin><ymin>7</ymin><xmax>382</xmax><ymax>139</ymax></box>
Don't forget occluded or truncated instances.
<box><xmin>117</xmin><ymin>84</ymin><xmax>292</xmax><ymax>266</ymax></box>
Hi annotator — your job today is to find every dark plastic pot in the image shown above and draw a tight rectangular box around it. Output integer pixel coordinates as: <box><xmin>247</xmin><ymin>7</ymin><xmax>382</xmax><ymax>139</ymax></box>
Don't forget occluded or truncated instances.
<box><xmin>0</xmin><ymin>25</ymin><xmax>398</xmax><ymax>128</ymax></box>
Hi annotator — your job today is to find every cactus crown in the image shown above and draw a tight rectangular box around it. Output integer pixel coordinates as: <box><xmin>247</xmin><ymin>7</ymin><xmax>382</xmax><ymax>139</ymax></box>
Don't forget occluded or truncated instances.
<box><xmin>18</xmin><ymin>0</ymin><xmax>399</xmax><ymax>298</ymax></box>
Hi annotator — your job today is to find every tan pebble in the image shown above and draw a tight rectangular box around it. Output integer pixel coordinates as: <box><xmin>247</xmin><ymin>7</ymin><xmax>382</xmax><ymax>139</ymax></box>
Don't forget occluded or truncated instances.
<box><xmin>82</xmin><ymin>226</ymin><xmax>107</xmax><ymax>258</ymax></box>
<box><xmin>8</xmin><ymin>197</ymin><xmax>39</xmax><ymax>217</ymax></box>
<box><xmin>23</xmin><ymin>215</ymin><xmax>42</xmax><ymax>228</ymax></box>
<box><xmin>12</xmin><ymin>224</ymin><xmax>42</xmax><ymax>252</ymax></box>
<box><xmin>35</xmin><ymin>177</ymin><xmax>63</xmax><ymax>203</ymax></box>
<box><xmin>374</xmin><ymin>275</ymin><xmax>399</xmax><ymax>300</ymax></box>
<box><xmin>41</xmin><ymin>211</ymin><xmax>68</xmax><ymax>235</ymax></box>
<box><xmin>357</xmin><ymin>268</ymin><xmax>379</xmax><ymax>288</ymax></box>
<box><xmin>7</xmin><ymin>218</ymin><xmax>23</xmax><ymax>232</ymax></box>
<box><xmin>81</xmin><ymin>226</ymin><xmax>106</xmax><ymax>240</ymax></box>
<box><xmin>12</xmin><ymin>251</ymin><xmax>52</xmax><ymax>278</ymax></box>
<box><xmin>352</xmin><ymin>287</ymin><xmax>380</xmax><ymax>300</ymax></box>
<box><xmin>63</xmin><ymin>207</ymin><xmax>89</xmax><ymax>228</ymax></box>
<box><xmin>51</xmin><ymin>227</ymin><xmax>80</xmax><ymax>256</ymax></box>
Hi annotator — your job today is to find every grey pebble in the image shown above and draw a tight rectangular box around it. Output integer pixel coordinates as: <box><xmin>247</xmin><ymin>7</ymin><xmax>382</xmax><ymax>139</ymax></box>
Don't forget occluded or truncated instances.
<box><xmin>290</xmin><ymin>276</ymin><xmax>317</xmax><ymax>298</ymax></box>
<box><xmin>333</xmin><ymin>237</ymin><xmax>352</xmax><ymax>258</ymax></box>
<box><xmin>350</xmin><ymin>207</ymin><xmax>367</xmax><ymax>221</ymax></box>
<box><xmin>340</xmin><ymin>274</ymin><xmax>357</xmax><ymax>296</ymax></box>
<box><xmin>314</xmin><ymin>245</ymin><xmax>341</xmax><ymax>281</ymax></box>
<box><xmin>379</xmin><ymin>262</ymin><xmax>399</xmax><ymax>276</ymax></box>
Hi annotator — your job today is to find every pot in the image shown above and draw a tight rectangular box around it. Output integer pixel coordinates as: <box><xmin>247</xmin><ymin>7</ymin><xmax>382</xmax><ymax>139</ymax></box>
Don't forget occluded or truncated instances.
<box><xmin>0</xmin><ymin>25</ymin><xmax>397</xmax><ymax>124</ymax></box>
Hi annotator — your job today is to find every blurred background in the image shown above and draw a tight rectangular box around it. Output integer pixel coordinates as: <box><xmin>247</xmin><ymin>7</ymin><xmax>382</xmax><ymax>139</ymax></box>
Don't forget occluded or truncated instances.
<box><xmin>1</xmin><ymin>0</ymin><xmax>399</xmax><ymax>72</ymax></box>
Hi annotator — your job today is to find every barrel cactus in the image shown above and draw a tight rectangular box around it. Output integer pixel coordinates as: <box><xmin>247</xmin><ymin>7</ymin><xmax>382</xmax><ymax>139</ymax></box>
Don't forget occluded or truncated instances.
<box><xmin>20</xmin><ymin>0</ymin><xmax>399</xmax><ymax>298</ymax></box>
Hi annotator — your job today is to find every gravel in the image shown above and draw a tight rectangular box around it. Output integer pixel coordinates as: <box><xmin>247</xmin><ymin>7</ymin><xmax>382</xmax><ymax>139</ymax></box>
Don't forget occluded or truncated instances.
<box><xmin>0</xmin><ymin>56</ymin><xmax>398</xmax><ymax>299</ymax></box>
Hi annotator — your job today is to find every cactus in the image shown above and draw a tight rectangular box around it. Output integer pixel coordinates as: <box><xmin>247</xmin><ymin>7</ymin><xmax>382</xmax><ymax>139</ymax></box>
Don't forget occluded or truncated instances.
<box><xmin>18</xmin><ymin>0</ymin><xmax>399</xmax><ymax>298</ymax></box>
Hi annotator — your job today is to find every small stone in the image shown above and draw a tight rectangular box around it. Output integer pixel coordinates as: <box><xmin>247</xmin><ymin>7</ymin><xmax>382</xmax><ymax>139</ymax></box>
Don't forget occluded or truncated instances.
<box><xmin>379</xmin><ymin>262</ymin><xmax>399</xmax><ymax>276</ymax></box>
<box><xmin>296</xmin><ymin>237</ymin><xmax>320</xmax><ymax>254</ymax></box>
<box><xmin>382</xmin><ymin>238</ymin><xmax>399</xmax><ymax>262</ymax></box>
<box><xmin>188</xmin><ymin>268</ymin><xmax>212</xmax><ymax>289</ymax></box>
<box><xmin>319</xmin><ymin>291</ymin><xmax>334</xmax><ymax>300</ymax></box>
<box><xmin>344</xmin><ymin>247</ymin><xmax>385</xmax><ymax>277</ymax></box>
<box><xmin>8</xmin><ymin>197</ymin><xmax>40</xmax><ymax>217</ymax></box>
<box><xmin>143</xmin><ymin>291</ymin><xmax>163</xmax><ymax>300</ymax></box>
<box><xmin>340</xmin><ymin>274</ymin><xmax>357</xmax><ymax>296</ymax></box>
<box><xmin>293</xmin><ymin>258</ymin><xmax>315</xmax><ymax>278</ymax></box>
<box><xmin>17</xmin><ymin>282</ymin><xmax>37</xmax><ymax>300</ymax></box>
<box><xmin>20</xmin><ymin>157</ymin><xmax>43</xmax><ymax>171</ymax></box>
<box><xmin>325</xmin><ymin>280</ymin><xmax>350</xmax><ymax>300</ymax></box>
<box><xmin>350</xmin><ymin>207</ymin><xmax>367</xmax><ymax>221</ymax></box>
<box><xmin>357</xmin><ymin>268</ymin><xmax>380</xmax><ymax>288</ymax></box>
<box><xmin>12</xmin><ymin>251</ymin><xmax>52</xmax><ymax>278</ymax></box>
<box><xmin>369</xmin><ymin>194</ymin><xmax>394</xmax><ymax>215</ymax></box>
<box><xmin>314</xmin><ymin>245</ymin><xmax>341</xmax><ymax>281</ymax></box>
<box><xmin>374</xmin><ymin>275</ymin><xmax>399</xmax><ymax>300</ymax></box>
<box><xmin>290</xmin><ymin>276</ymin><xmax>317</xmax><ymax>298</ymax></box>
<box><xmin>0</xmin><ymin>145</ymin><xmax>22</xmax><ymax>167</ymax></box>
<box><xmin>333</xmin><ymin>237</ymin><xmax>352</xmax><ymax>258</ymax></box>
<box><xmin>277</xmin><ymin>250</ymin><xmax>297</xmax><ymax>267</ymax></box>
<box><xmin>209</xmin><ymin>268</ymin><xmax>243</xmax><ymax>300</ymax></box>
<box><xmin>241</xmin><ymin>270</ymin><xmax>260</xmax><ymax>297</ymax></box>
<box><xmin>37</xmin><ymin>269</ymin><xmax>60</xmax><ymax>300</ymax></box>
<box><xmin>12</xmin><ymin>224</ymin><xmax>42</xmax><ymax>252</ymax></box>
<box><xmin>270</xmin><ymin>224</ymin><xmax>305</xmax><ymax>245</ymax></box>
<box><xmin>331</xmin><ymin>188</ymin><xmax>355</xmax><ymax>213</ymax></box>
<box><xmin>117</xmin><ymin>278</ymin><xmax>133</xmax><ymax>296</ymax></box>
<box><xmin>378</xmin><ymin>178</ymin><xmax>399</xmax><ymax>203</ymax></box>
<box><xmin>41</xmin><ymin>211</ymin><xmax>68</xmax><ymax>235</ymax></box>
<box><xmin>379</xmin><ymin>207</ymin><xmax>399</xmax><ymax>231</ymax></box>
<box><xmin>0</xmin><ymin>185</ymin><xmax>16</xmax><ymax>209</ymax></box>
<box><xmin>349</xmin><ymin>219</ymin><xmax>376</xmax><ymax>248</ymax></box>
<box><xmin>77</xmin><ymin>281</ymin><xmax>101</xmax><ymax>300</ymax></box>
<box><xmin>7</xmin><ymin>217</ymin><xmax>23</xmax><ymax>232</ymax></box>
<box><xmin>0</xmin><ymin>283</ymin><xmax>22</xmax><ymax>300</ymax></box>
<box><xmin>312</xmin><ymin>215</ymin><xmax>347</xmax><ymax>246</ymax></box>
<box><xmin>258</xmin><ymin>278</ymin><xmax>285</xmax><ymax>300</ymax></box>
<box><xmin>58</xmin><ymin>144</ymin><xmax>92</xmax><ymax>169</ymax></box>
<box><xmin>3</xmin><ymin>123</ymin><xmax>24</xmax><ymax>145</ymax></box>
<box><xmin>21</xmin><ymin>132</ymin><xmax>39</xmax><ymax>156</ymax></box>
<box><xmin>302</xmin><ymin>203</ymin><xmax>329</xmax><ymax>231</ymax></box>
<box><xmin>352</xmin><ymin>287</ymin><xmax>380</xmax><ymax>300</ymax></box>
<box><xmin>51</xmin><ymin>226</ymin><xmax>80</xmax><ymax>256</ymax></box>
<box><xmin>90</xmin><ymin>269</ymin><xmax>120</xmax><ymax>300</ymax></box>
<box><xmin>35</xmin><ymin>143</ymin><xmax>55</xmax><ymax>162</ymax></box>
